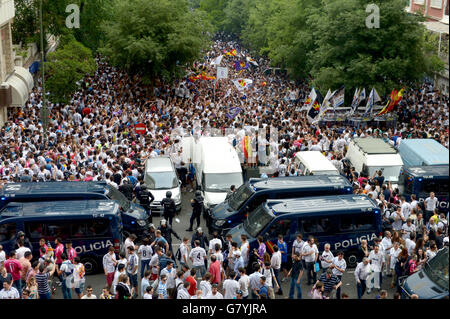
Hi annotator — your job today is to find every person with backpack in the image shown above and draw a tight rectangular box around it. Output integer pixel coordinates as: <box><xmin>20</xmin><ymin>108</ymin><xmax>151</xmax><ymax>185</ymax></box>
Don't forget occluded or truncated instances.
<box><xmin>176</xmin><ymin>281</ymin><xmax>191</xmax><ymax>299</ymax></box>
<box><xmin>57</xmin><ymin>253</ymin><xmax>74</xmax><ymax>299</ymax></box>
<box><xmin>176</xmin><ymin>237</ymin><xmax>190</xmax><ymax>268</ymax></box>
<box><xmin>161</xmin><ymin>191</ymin><xmax>176</xmax><ymax>226</ymax></box>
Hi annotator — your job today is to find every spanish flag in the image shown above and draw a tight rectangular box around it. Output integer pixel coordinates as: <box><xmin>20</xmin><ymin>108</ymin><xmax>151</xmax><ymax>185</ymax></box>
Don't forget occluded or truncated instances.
<box><xmin>243</xmin><ymin>136</ymin><xmax>249</xmax><ymax>159</ymax></box>
<box><xmin>225</xmin><ymin>49</ymin><xmax>238</xmax><ymax>56</ymax></box>
<box><xmin>377</xmin><ymin>88</ymin><xmax>404</xmax><ymax>116</ymax></box>
<box><xmin>265</xmin><ymin>241</ymin><xmax>275</xmax><ymax>254</ymax></box>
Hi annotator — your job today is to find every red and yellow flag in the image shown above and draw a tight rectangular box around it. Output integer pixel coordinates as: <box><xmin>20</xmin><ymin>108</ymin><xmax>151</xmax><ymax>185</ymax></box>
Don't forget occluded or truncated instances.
<box><xmin>225</xmin><ymin>49</ymin><xmax>238</xmax><ymax>56</ymax></box>
<box><xmin>265</xmin><ymin>241</ymin><xmax>275</xmax><ymax>254</ymax></box>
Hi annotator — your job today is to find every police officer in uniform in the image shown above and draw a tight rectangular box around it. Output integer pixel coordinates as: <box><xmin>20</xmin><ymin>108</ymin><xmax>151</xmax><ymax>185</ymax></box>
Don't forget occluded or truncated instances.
<box><xmin>119</xmin><ymin>179</ymin><xmax>134</xmax><ymax>201</ymax></box>
<box><xmin>136</xmin><ymin>184</ymin><xmax>155</xmax><ymax>223</ymax></box>
<box><xmin>186</xmin><ymin>191</ymin><xmax>203</xmax><ymax>231</ymax></box>
<box><xmin>161</xmin><ymin>191</ymin><xmax>176</xmax><ymax>226</ymax></box>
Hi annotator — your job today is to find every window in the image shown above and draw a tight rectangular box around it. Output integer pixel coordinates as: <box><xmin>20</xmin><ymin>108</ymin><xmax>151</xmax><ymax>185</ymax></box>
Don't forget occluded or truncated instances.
<box><xmin>430</xmin><ymin>0</ymin><xmax>442</xmax><ymax>9</ymax></box>
<box><xmin>0</xmin><ymin>223</ymin><xmax>16</xmax><ymax>243</ymax></box>
<box><xmin>354</xmin><ymin>214</ymin><xmax>375</xmax><ymax>231</ymax></box>
<box><xmin>71</xmin><ymin>220</ymin><xmax>112</xmax><ymax>238</ymax></box>
<box><xmin>414</xmin><ymin>0</ymin><xmax>425</xmax><ymax>4</ymax></box>
<box><xmin>265</xmin><ymin>219</ymin><xmax>292</xmax><ymax>238</ymax></box>
<box><xmin>46</xmin><ymin>221</ymin><xmax>71</xmax><ymax>241</ymax></box>
<box><xmin>25</xmin><ymin>222</ymin><xmax>45</xmax><ymax>240</ymax></box>
<box><xmin>300</xmin><ymin>217</ymin><xmax>334</xmax><ymax>234</ymax></box>
<box><xmin>339</xmin><ymin>216</ymin><xmax>355</xmax><ymax>232</ymax></box>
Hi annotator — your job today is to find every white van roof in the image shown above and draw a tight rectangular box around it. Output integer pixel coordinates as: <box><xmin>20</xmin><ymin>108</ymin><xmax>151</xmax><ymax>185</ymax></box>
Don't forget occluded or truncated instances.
<box><xmin>145</xmin><ymin>156</ymin><xmax>174</xmax><ymax>173</ymax></box>
<box><xmin>353</xmin><ymin>138</ymin><xmax>398</xmax><ymax>154</ymax></box>
<box><xmin>199</xmin><ymin>137</ymin><xmax>242</xmax><ymax>174</ymax></box>
<box><xmin>366</xmin><ymin>154</ymin><xmax>404</xmax><ymax>167</ymax></box>
<box><xmin>295</xmin><ymin>151</ymin><xmax>338</xmax><ymax>172</ymax></box>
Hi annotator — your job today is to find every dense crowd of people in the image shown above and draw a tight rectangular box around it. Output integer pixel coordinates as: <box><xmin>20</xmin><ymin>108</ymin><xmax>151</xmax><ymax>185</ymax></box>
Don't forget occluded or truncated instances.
<box><xmin>0</xmin><ymin>33</ymin><xmax>448</xmax><ymax>299</ymax></box>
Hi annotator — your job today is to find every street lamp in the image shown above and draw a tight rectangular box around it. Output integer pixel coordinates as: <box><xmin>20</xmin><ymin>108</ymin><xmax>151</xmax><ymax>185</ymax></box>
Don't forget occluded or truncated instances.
<box><xmin>39</xmin><ymin>0</ymin><xmax>49</xmax><ymax>140</ymax></box>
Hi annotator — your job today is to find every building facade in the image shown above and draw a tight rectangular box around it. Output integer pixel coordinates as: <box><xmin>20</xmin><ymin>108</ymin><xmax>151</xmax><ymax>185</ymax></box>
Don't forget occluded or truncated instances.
<box><xmin>0</xmin><ymin>0</ymin><xmax>34</xmax><ymax>127</ymax></box>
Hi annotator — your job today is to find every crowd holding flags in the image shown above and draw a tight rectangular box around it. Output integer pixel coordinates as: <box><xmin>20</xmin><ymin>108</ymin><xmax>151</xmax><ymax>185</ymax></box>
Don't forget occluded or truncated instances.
<box><xmin>330</xmin><ymin>86</ymin><xmax>345</xmax><ymax>111</ymax></box>
<box><xmin>225</xmin><ymin>48</ymin><xmax>238</xmax><ymax>56</ymax></box>
<box><xmin>349</xmin><ymin>88</ymin><xmax>366</xmax><ymax>115</ymax></box>
<box><xmin>376</xmin><ymin>87</ymin><xmax>404</xmax><ymax>116</ymax></box>
<box><xmin>232</xmin><ymin>78</ymin><xmax>253</xmax><ymax>91</ymax></box>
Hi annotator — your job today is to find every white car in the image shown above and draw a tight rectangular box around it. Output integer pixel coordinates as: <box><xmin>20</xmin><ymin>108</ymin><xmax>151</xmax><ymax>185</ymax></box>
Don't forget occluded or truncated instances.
<box><xmin>144</xmin><ymin>156</ymin><xmax>182</xmax><ymax>215</ymax></box>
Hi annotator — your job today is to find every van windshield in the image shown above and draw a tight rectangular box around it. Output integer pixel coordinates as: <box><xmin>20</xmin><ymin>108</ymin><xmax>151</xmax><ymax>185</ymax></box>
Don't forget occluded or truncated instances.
<box><xmin>367</xmin><ymin>166</ymin><xmax>402</xmax><ymax>183</ymax></box>
<box><xmin>106</xmin><ymin>186</ymin><xmax>130</xmax><ymax>211</ymax></box>
<box><xmin>205</xmin><ymin>173</ymin><xmax>243</xmax><ymax>193</ymax></box>
<box><xmin>423</xmin><ymin>247</ymin><xmax>449</xmax><ymax>290</ymax></box>
<box><xmin>243</xmin><ymin>204</ymin><xmax>273</xmax><ymax>238</ymax></box>
<box><xmin>229</xmin><ymin>183</ymin><xmax>254</xmax><ymax>210</ymax></box>
<box><xmin>145</xmin><ymin>172</ymin><xmax>178</xmax><ymax>190</ymax></box>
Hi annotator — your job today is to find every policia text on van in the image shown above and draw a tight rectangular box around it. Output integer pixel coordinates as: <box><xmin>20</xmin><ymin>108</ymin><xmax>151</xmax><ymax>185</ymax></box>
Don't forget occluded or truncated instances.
<box><xmin>210</xmin><ymin>175</ymin><xmax>353</xmax><ymax>234</ymax></box>
<box><xmin>226</xmin><ymin>194</ymin><xmax>382</xmax><ymax>268</ymax></box>
<box><xmin>0</xmin><ymin>200</ymin><xmax>123</xmax><ymax>274</ymax></box>
<box><xmin>0</xmin><ymin>181</ymin><xmax>149</xmax><ymax>238</ymax></box>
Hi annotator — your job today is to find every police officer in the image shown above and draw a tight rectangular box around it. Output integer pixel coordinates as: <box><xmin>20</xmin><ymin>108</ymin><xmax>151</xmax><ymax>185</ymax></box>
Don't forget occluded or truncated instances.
<box><xmin>161</xmin><ymin>191</ymin><xmax>176</xmax><ymax>226</ymax></box>
<box><xmin>14</xmin><ymin>231</ymin><xmax>32</xmax><ymax>250</ymax></box>
<box><xmin>186</xmin><ymin>191</ymin><xmax>203</xmax><ymax>231</ymax></box>
<box><xmin>158</xmin><ymin>219</ymin><xmax>181</xmax><ymax>253</ymax></box>
<box><xmin>119</xmin><ymin>179</ymin><xmax>134</xmax><ymax>201</ymax></box>
<box><xmin>136</xmin><ymin>184</ymin><xmax>155</xmax><ymax>223</ymax></box>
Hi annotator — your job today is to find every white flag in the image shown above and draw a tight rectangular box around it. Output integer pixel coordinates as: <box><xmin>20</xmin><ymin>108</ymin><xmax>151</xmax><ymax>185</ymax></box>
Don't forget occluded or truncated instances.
<box><xmin>217</xmin><ymin>66</ymin><xmax>228</xmax><ymax>79</ymax></box>
<box><xmin>363</xmin><ymin>88</ymin><xmax>381</xmax><ymax>117</ymax></box>
<box><xmin>320</xmin><ymin>89</ymin><xmax>333</xmax><ymax>115</ymax></box>
<box><xmin>232</xmin><ymin>79</ymin><xmax>253</xmax><ymax>91</ymax></box>
<box><xmin>246</xmin><ymin>56</ymin><xmax>259</xmax><ymax>66</ymax></box>
<box><xmin>210</xmin><ymin>55</ymin><xmax>223</xmax><ymax>66</ymax></box>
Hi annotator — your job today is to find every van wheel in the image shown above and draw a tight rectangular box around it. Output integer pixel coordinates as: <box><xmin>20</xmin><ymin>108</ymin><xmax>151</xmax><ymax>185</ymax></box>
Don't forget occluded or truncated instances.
<box><xmin>81</xmin><ymin>257</ymin><xmax>98</xmax><ymax>275</ymax></box>
<box><xmin>346</xmin><ymin>253</ymin><xmax>358</xmax><ymax>268</ymax></box>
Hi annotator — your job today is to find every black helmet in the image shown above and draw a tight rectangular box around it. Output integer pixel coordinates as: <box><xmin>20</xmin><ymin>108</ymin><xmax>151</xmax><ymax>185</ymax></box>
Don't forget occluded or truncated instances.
<box><xmin>166</xmin><ymin>191</ymin><xmax>172</xmax><ymax>198</ymax></box>
<box><xmin>195</xmin><ymin>190</ymin><xmax>202</xmax><ymax>197</ymax></box>
<box><xmin>140</xmin><ymin>184</ymin><xmax>147</xmax><ymax>190</ymax></box>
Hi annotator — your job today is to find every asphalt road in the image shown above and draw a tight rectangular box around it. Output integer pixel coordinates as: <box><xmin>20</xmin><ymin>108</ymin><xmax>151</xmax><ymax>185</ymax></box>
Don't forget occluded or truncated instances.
<box><xmin>53</xmin><ymin>189</ymin><xmax>398</xmax><ymax>299</ymax></box>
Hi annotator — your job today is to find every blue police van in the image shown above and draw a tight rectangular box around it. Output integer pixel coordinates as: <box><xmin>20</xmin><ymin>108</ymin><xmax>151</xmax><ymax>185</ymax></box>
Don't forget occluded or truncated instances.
<box><xmin>400</xmin><ymin>246</ymin><xmax>448</xmax><ymax>299</ymax></box>
<box><xmin>0</xmin><ymin>200</ymin><xmax>123</xmax><ymax>274</ymax></box>
<box><xmin>0</xmin><ymin>182</ymin><xmax>149</xmax><ymax>238</ymax></box>
<box><xmin>226</xmin><ymin>194</ymin><xmax>382</xmax><ymax>268</ymax></box>
<box><xmin>400</xmin><ymin>165</ymin><xmax>449</xmax><ymax>212</ymax></box>
<box><xmin>210</xmin><ymin>175</ymin><xmax>353</xmax><ymax>234</ymax></box>
<box><xmin>398</xmin><ymin>139</ymin><xmax>449</xmax><ymax>168</ymax></box>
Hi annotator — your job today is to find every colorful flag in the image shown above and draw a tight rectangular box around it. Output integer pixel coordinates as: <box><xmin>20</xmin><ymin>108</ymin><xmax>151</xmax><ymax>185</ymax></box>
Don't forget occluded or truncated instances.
<box><xmin>363</xmin><ymin>88</ymin><xmax>381</xmax><ymax>117</ymax></box>
<box><xmin>304</xmin><ymin>88</ymin><xmax>317</xmax><ymax>109</ymax></box>
<box><xmin>226</xmin><ymin>107</ymin><xmax>242</xmax><ymax>120</ymax></box>
<box><xmin>234</xmin><ymin>61</ymin><xmax>249</xmax><ymax>72</ymax></box>
<box><xmin>246</xmin><ymin>56</ymin><xmax>259</xmax><ymax>66</ymax></box>
<box><xmin>377</xmin><ymin>88</ymin><xmax>397</xmax><ymax>116</ymax></box>
<box><xmin>320</xmin><ymin>89</ymin><xmax>333</xmax><ymax>115</ymax></box>
<box><xmin>188</xmin><ymin>74</ymin><xmax>201</xmax><ymax>82</ymax></box>
<box><xmin>265</xmin><ymin>241</ymin><xmax>275</xmax><ymax>254</ymax></box>
<box><xmin>330</xmin><ymin>85</ymin><xmax>345</xmax><ymax>111</ymax></box>
<box><xmin>232</xmin><ymin>79</ymin><xmax>252</xmax><ymax>91</ymax></box>
<box><xmin>386</xmin><ymin>87</ymin><xmax>404</xmax><ymax>113</ymax></box>
<box><xmin>200</xmin><ymin>71</ymin><xmax>215</xmax><ymax>80</ymax></box>
<box><xmin>307</xmin><ymin>89</ymin><xmax>323</xmax><ymax>122</ymax></box>
<box><xmin>225</xmin><ymin>49</ymin><xmax>238</xmax><ymax>56</ymax></box>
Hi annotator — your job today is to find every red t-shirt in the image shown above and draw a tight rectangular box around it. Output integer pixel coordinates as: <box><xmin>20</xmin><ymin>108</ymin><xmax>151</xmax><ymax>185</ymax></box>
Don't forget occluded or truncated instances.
<box><xmin>208</xmin><ymin>261</ymin><xmax>221</xmax><ymax>284</ymax></box>
<box><xmin>4</xmin><ymin>258</ymin><xmax>22</xmax><ymax>281</ymax></box>
<box><xmin>186</xmin><ymin>276</ymin><xmax>197</xmax><ymax>296</ymax></box>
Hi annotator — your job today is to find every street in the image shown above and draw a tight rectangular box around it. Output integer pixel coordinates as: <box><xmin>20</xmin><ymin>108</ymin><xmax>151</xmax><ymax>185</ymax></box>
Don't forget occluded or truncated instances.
<box><xmin>53</xmin><ymin>189</ymin><xmax>398</xmax><ymax>300</ymax></box>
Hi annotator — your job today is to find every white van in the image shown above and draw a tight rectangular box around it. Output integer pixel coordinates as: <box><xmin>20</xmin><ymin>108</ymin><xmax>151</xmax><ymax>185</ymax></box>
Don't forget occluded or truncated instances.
<box><xmin>294</xmin><ymin>151</ymin><xmax>340</xmax><ymax>176</ymax></box>
<box><xmin>144</xmin><ymin>156</ymin><xmax>182</xmax><ymax>215</ymax></box>
<box><xmin>189</xmin><ymin>137</ymin><xmax>244</xmax><ymax>213</ymax></box>
<box><xmin>345</xmin><ymin>138</ymin><xmax>404</xmax><ymax>187</ymax></box>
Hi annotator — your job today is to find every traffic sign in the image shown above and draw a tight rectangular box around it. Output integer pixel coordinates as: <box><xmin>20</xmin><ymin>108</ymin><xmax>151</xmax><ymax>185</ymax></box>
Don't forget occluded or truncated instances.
<box><xmin>134</xmin><ymin>123</ymin><xmax>146</xmax><ymax>135</ymax></box>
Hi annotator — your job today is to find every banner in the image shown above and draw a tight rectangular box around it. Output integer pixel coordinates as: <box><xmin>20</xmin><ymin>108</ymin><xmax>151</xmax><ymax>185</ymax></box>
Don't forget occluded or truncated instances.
<box><xmin>217</xmin><ymin>67</ymin><xmax>228</xmax><ymax>79</ymax></box>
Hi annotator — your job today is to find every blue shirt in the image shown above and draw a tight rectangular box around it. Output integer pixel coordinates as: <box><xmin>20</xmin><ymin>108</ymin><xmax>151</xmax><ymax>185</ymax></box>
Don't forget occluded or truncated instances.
<box><xmin>158</xmin><ymin>282</ymin><xmax>167</xmax><ymax>299</ymax></box>
<box><xmin>278</xmin><ymin>240</ymin><xmax>288</xmax><ymax>263</ymax></box>
<box><xmin>258</xmin><ymin>285</ymin><xmax>269</xmax><ymax>299</ymax></box>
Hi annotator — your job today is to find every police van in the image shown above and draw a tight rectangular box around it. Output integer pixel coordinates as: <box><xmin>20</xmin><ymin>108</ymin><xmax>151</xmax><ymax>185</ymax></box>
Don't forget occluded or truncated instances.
<box><xmin>210</xmin><ymin>175</ymin><xmax>353</xmax><ymax>234</ymax></box>
<box><xmin>0</xmin><ymin>200</ymin><xmax>123</xmax><ymax>274</ymax></box>
<box><xmin>0</xmin><ymin>182</ymin><xmax>149</xmax><ymax>238</ymax></box>
<box><xmin>226</xmin><ymin>194</ymin><xmax>382</xmax><ymax>268</ymax></box>
<box><xmin>399</xmin><ymin>165</ymin><xmax>449</xmax><ymax>212</ymax></box>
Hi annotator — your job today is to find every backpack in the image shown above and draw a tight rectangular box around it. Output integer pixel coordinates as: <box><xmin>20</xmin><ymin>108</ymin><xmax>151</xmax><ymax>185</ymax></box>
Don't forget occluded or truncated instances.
<box><xmin>175</xmin><ymin>247</ymin><xmax>182</xmax><ymax>262</ymax></box>
<box><xmin>61</xmin><ymin>261</ymin><xmax>74</xmax><ymax>280</ymax></box>
<box><xmin>170</xmin><ymin>282</ymin><xmax>183</xmax><ymax>299</ymax></box>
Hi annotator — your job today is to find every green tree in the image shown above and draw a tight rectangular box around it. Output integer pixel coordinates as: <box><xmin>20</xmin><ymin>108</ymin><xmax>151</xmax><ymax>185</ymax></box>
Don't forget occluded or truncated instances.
<box><xmin>11</xmin><ymin>0</ymin><xmax>38</xmax><ymax>45</ymax></box>
<box><xmin>45</xmin><ymin>35</ymin><xmax>96</xmax><ymax>104</ymax></box>
<box><xmin>101</xmin><ymin>0</ymin><xmax>212</xmax><ymax>83</ymax></box>
<box><xmin>222</xmin><ymin>0</ymin><xmax>255</xmax><ymax>37</ymax></box>
<box><xmin>307</xmin><ymin>0</ymin><xmax>443</xmax><ymax>96</ymax></box>
<box><xmin>199</xmin><ymin>0</ymin><xmax>229</xmax><ymax>32</ymax></box>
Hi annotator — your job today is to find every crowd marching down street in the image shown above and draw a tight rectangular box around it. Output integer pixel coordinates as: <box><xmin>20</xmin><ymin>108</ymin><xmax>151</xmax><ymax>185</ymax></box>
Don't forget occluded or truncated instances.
<box><xmin>0</xmin><ymin>33</ymin><xmax>448</xmax><ymax>299</ymax></box>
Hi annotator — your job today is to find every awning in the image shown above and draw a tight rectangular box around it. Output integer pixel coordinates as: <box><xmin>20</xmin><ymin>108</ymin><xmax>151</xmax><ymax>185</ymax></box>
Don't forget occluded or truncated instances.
<box><xmin>13</xmin><ymin>66</ymin><xmax>34</xmax><ymax>93</ymax></box>
<box><xmin>423</xmin><ymin>21</ymin><xmax>450</xmax><ymax>34</ymax></box>
<box><xmin>3</xmin><ymin>75</ymin><xmax>29</xmax><ymax>107</ymax></box>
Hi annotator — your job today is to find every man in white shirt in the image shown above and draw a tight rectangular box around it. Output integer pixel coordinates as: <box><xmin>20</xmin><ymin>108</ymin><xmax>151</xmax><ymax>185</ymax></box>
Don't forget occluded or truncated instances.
<box><xmin>126</xmin><ymin>246</ymin><xmax>139</xmax><ymax>298</ymax></box>
<box><xmin>405</xmin><ymin>233</ymin><xmax>416</xmax><ymax>256</ymax></box>
<box><xmin>112</xmin><ymin>264</ymin><xmax>126</xmax><ymax>295</ymax></box>
<box><xmin>124</xmin><ymin>234</ymin><xmax>137</xmax><ymax>258</ymax></box>
<box><xmin>302</xmin><ymin>236</ymin><xmax>318</xmax><ymax>285</ymax></box>
<box><xmin>381</xmin><ymin>231</ymin><xmax>393</xmax><ymax>274</ymax></box>
<box><xmin>0</xmin><ymin>245</ymin><xmax>6</xmax><ymax>267</ymax></box>
<box><xmin>391</xmin><ymin>207</ymin><xmax>405</xmax><ymax>231</ymax></box>
<box><xmin>400</xmin><ymin>197</ymin><xmax>412</xmax><ymax>220</ymax></box>
<box><xmin>424</xmin><ymin>192</ymin><xmax>438</xmax><ymax>220</ymax></box>
<box><xmin>179</xmin><ymin>237</ymin><xmax>190</xmax><ymax>267</ymax></box>
<box><xmin>222</xmin><ymin>271</ymin><xmax>240</xmax><ymax>299</ymax></box>
<box><xmin>330</xmin><ymin>251</ymin><xmax>346</xmax><ymax>299</ymax></box>
<box><xmin>189</xmin><ymin>240</ymin><xmax>207</xmax><ymax>278</ymax></box>
<box><xmin>209</xmin><ymin>232</ymin><xmax>222</xmax><ymax>255</ymax></box>
<box><xmin>401</xmin><ymin>219</ymin><xmax>416</xmax><ymax>241</ymax></box>
<box><xmin>367</xmin><ymin>245</ymin><xmax>384</xmax><ymax>293</ymax></box>
<box><xmin>160</xmin><ymin>261</ymin><xmax>176</xmax><ymax>294</ymax></box>
<box><xmin>102</xmin><ymin>246</ymin><xmax>117</xmax><ymax>292</ymax></box>
<box><xmin>238</xmin><ymin>268</ymin><xmax>250</xmax><ymax>299</ymax></box>
<box><xmin>240</xmin><ymin>234</ymin><xmax>250</xmax><ymax>267</ymax></box>
<box><xmin>320</xmin><ymin>243</ymin><xmax>334</xmax><ymax>273</ymax></box>
<box><xmin>137</xmin><ymin>238</ymin><xmax>153</xmax><ymax>278</ymax></box>
<box><xmin>0</xmin><ymin>279</ymin><xmax>20</xmax><ymax>299</ymax></box>
<box><xmin>270</xmin><ymin>245</ymin><xmax>282</xmax><ymax>295</ymax></box>
<box><xmin>248</xmin><ymin>263</ymin><xmax>263</xmax><ymax>299</ymax></box>
<box><xmin>177</xmin><ymin>281</ymin><xmax>191</xmax><ymax>299</ymax></box>
<box><xmin>354</xmin><ymin>257</ymin><xmax>372</xmax><ymax>299</ymax></box>
<box><xmin>205</xmin><ymin>284</ymin><xmax>223</xmax><ymax>299</ymax></box>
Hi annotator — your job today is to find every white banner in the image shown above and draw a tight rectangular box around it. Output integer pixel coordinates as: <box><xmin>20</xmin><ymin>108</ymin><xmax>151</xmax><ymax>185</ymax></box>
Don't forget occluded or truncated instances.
<box><xmin>217</xmin><ymin>66</ymin><xmax>228</xmax><ymax>79</ymax></box>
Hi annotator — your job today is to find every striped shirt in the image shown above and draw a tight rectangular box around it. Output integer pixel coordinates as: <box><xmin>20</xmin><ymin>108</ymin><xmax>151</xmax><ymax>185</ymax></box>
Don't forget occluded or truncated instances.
<box><xmin>158</xmin><ymin>282</ymin><xmax>167</xmax><ymax>299</ymax></box>
<box><xmin>318</xmin><ymin>273</ymin><xmax>340</xmax><ymax>292</ymax></box>
<box><xmin>35</xmin><ymin>272</ymin><xmax>51</xmax><ymax>295</ymax></box>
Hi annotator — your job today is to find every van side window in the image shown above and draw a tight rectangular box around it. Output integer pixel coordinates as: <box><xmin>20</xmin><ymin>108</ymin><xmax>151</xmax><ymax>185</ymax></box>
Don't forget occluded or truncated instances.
<box><xmin>47</xmin><ymin>222</ymin><xmax>71</xmax><ymax>241</ymax></box>
<box><xmin>25</xmin><ymin>222</ymin><xmax>45</xmax><ymax>240</ymax></box>
<box><xmin>300</xmin><ymin>217</ymin><xmax>333</xmax><ymax>234</ymax></box>
<box><xmin>339</xmin><ymin>216</ymin><xmax>355</xmax><ymax>232</ymax></box>
<box><xmin>71</xmin><ymin>220</ymin><xmax>112</xmax><ymax>238</ymax></box>
<box><xmin>353</xmin><ymin>214</ymin><xmax>375</xmax><ymax>231</ymax></box>
<box><xmin>246</xmin><ymin>194</ymin><xmax>269</xmax><ymax>212</ymax></box>
<box><xmin>266</xmin><ymin>219</ymin><xmax>292</xmax><ymax>238</ymax></box>
<box><xmin>0</xmin><ymin>223</ymin><xmax>16</xmax><ymax>242</ymax></box>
